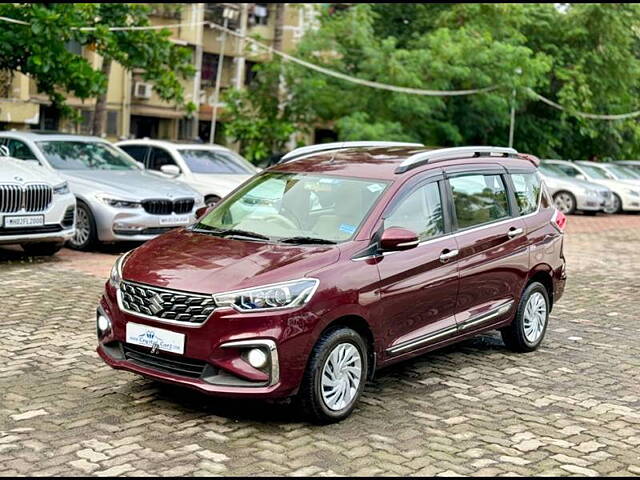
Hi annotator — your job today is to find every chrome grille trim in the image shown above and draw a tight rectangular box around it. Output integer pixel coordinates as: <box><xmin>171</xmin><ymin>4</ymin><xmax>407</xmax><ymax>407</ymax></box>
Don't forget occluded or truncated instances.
<box><xmin>117</xmin><ymin>280</ymin><xmax>215</xmax><ymax>326</ymax></box>
<box><xmin>141</xmin><ymin>198</ymin><xmax>194</xmax><ymax>215</ymax></box>
<box><xmin>0</xmin><ymin>183</ymin><xmax>53</xmax><ymax>213</ymax></box>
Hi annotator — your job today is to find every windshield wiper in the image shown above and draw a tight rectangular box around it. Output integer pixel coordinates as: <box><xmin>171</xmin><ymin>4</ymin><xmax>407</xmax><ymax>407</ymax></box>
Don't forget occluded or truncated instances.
<box><xmin>278</xmin><ymin>236</ymin><xmax>337</xmax><ymax>245</ymax></box>
<box><xmin>192</xmin><ymin>225</ymin><xmax>271</xmax><ymax>241</ymax></box>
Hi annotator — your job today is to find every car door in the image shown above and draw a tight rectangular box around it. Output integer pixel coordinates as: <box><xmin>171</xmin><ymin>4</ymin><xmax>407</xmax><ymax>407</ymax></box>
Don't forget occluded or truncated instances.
<box><xmin>445</xmin><ymin>165</ymin><xmax>529</xmax><ymax>332</ymax></box>
<box><xmin>375</xmin><ymin>172</ymin><xmax>460</xmax><ymax>360</ymax></box>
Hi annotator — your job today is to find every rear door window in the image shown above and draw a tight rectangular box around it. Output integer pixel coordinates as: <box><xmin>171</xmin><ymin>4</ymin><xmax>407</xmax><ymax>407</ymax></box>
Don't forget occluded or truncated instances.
<box><xmin>449</xmin><ymin>174</ymin><xmax>510</xmax><ymax>229</ymax></box>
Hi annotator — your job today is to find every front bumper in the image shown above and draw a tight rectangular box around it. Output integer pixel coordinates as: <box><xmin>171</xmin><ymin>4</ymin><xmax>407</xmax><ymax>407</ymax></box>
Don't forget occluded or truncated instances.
<box><xmin>97</xmin><ymin>283</ymin><xmax>319</xmax><ymax>399</ymax></box>
<box><xmin>576</xmin><ymin>192</ymin><xmax>612</xmax><ymax>212</ymax></box>
<box><xmin>0</xmin><ymin>193</ymin><xmax>75</xmax><ymax>245</ymax></box>
<box><xmin>89</xmin><ymin>202</ymin><xmax>200</xmax><ymax>242</ymax></box>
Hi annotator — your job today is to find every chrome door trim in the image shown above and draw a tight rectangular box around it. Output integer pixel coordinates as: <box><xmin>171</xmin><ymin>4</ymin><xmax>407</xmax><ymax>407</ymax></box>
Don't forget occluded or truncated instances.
<box><xmin>458</xmin><ymin>300</ymin><xmax>514</xmax><ymax>331</ymax></box>
<box><xmin>386</xmin><ymin>325</ymin><xmax>458</xmax><ymax>355</ymax></box>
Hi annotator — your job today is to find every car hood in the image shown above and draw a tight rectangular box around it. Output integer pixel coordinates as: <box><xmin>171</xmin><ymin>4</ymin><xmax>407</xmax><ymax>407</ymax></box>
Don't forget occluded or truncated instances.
<box><xmin>59</xmin><ymin>169</ymin><xmax>199</xmax><ymax>200</ymax></box>
<box><xmin>187</xmin><ymin>173</ymin><xmax>252</xmax><ymax>197</ymax></box>
<box><xmin>122</xmin><ymin>228</ymin><xmax>340</xmax><ymax>294</ymax></box>
<box><xmin>1</xmin><ymin>157</ymin><xmax>64</xmax><ymax>184</ymax></box>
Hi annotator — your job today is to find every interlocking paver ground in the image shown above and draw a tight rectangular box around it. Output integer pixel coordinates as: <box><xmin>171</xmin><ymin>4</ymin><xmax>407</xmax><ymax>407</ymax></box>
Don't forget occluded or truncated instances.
<box><xmin>0</xmin><ymin>215</ymin><xmax>639</xmax><ymax>476</ymax></box>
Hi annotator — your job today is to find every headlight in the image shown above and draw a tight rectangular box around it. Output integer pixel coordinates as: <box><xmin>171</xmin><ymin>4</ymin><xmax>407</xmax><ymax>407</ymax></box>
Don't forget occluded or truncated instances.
<box><xmin>96</xmin><ymin>193</ymin><xmax>141</xmax><ymax>209</ymax></box>
<box><xmin>109</xmin><ymin>251</ymin><xmax>133</xmax><ymax>288</ymax></box>
<box><xmin>213</xmin><ymin>278</ymin><xmax>319</xmax><ymax>312</ymax></box>
<box><xmin>53</xmin><ymin>181</ymin><xmax>70</xmax><ymax>195</ymax></box>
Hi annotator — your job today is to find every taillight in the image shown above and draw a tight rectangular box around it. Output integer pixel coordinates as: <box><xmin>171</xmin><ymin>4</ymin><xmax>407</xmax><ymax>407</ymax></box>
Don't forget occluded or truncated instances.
<box><xmin>551</xmin><ymin>208</ymin><xmax>567</xmax><ymax>232</ymax></box>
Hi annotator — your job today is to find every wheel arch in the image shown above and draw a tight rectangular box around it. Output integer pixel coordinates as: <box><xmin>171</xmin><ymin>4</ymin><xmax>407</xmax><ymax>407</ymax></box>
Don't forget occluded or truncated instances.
<box><xmin>527</xmin><ymin>265</ymin><xmax>554</xmax><ymax>310</ymax></box>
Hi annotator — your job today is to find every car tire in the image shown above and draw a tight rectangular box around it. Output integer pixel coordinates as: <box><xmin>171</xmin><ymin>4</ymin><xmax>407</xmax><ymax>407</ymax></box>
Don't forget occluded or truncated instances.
<box><xmin>298</xmin><ymin>326</ymin><xmax>368</xmax><ymax>424</ymax></box>
<box><xmin>553</xmin><ymin>191</ymin><xmax>576</xmax><ymax>215</ymax></box>
<box><xmin>501</xmin><ymin>281</ymin><xmax>550</xmax><ymax>353</ymax></box>
<box><xmin>21</xmin><ymin>242</ymin><xmax>63</xmax><ymax>256</ymax></box>
<box><xmin>68</xmin><ymin>201</ymin><xmax>97</xmax><ymax>250</ymax></box>
<box><xmin>610</xmin><ymin>193</ymin><xmax>623</xmax><ymax>214</ymax></box>
<box><xmin>205</xmin><ymin>195</ymin><xmax>221</xmax><ymax>207</ymax></box>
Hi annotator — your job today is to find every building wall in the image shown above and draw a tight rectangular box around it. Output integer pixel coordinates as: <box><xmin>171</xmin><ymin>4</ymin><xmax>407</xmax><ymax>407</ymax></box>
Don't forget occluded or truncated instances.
<box><xmin>0</xmin><ymin>3</ymin><xmax>317</xmax><ymax>149</ymax></box>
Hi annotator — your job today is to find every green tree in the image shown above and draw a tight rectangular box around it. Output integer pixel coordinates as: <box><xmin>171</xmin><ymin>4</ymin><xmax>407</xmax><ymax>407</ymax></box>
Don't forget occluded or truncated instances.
<box><xmin>0</xmin><ymin>3</ymin><xmax>195</xmax><ymax>134</ymax></box>
<box><xmin>225</xmin><ymin>3</ymin><xmax>640</xmax><ymax>159</ymax></box>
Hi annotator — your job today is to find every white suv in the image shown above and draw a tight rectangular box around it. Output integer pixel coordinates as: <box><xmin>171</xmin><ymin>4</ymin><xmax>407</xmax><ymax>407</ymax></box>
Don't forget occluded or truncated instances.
<box><xmin>117</xmin><ymin>140</ymin><xmax>257</xmax><ymax>206</ymax></box>
<box><xmin>0</xmin><ymin>147</ymin><xmax>75</xmax><ymax>255</ymax></box>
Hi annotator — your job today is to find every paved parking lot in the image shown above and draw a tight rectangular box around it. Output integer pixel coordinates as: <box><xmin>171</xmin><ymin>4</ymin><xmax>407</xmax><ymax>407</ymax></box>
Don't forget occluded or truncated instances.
<box><xmin>0</xmin><ymin>214</ymin><xmax>639</xmax><ymax>476</ymax></box>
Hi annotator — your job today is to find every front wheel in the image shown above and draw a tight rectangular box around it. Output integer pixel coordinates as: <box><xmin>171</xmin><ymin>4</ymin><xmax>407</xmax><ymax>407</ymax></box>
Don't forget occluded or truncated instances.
<box><xmin>21</xmin><ymin>242</ymin><xmax>63</xmax><ymax>256</ymax></box>
<box><xmin>68</xmin><ymin>202</ymin><xmax>97</xmax><ymax>250</ymax></box>
<box><xmin>298</xmin><ymin>327</ymin><xmax>368</xmax><ymax>424</ymax></box>
<box><xmin>610</xmin><ymin>193</ymin><xmax>623</xmax><ymax>214</ymax></box>
<box><xmin>205</xmin><ymin>195</ymin><xmax>221</xmax><ymax>207</ymax></box>
<box><xmin>553</xmin><ymin>191</ymin><xmax>576</xmax><ymax>215</ymax></box>
<box><xmin>501</xmin><ymin>282</ymin><xmax>550</xmax><ymax>353</ymax></box>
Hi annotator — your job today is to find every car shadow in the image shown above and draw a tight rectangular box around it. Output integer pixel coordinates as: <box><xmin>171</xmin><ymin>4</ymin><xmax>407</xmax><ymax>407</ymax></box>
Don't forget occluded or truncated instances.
<box><xmin>122</xmin><ymin>332</ymin><xmax>508</xmax><ymax>425</ymax></box>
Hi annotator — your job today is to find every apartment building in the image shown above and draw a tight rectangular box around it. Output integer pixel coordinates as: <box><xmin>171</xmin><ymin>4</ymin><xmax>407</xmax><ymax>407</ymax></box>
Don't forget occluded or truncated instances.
<box><xmin>0</xmin><ymin>3</ymin><xmax>317</xmax><ymax>144</ymax></box>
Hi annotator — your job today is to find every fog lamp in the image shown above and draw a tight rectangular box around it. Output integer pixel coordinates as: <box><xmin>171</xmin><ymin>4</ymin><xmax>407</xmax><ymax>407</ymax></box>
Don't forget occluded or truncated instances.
<box><xmin>97</xmin><ymin>315</ymin><xmax>110</xmax><ymax>332</ymax></box>
<box><xmin>247</xmin><ymin>348</ymin><xmax>268</xmax><ymax>369</ymax></box>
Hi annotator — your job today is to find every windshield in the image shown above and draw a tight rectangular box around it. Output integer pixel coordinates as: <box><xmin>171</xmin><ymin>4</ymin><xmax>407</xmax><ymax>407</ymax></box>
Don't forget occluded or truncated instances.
<box><xmin>605</xmin><ymin>165</ymin><xmax>640</xmax><ymax>180</ymax></box>
<box><xmin>579</xmin><ymin>164</ymin><xmax>611</xmax><ymax>180</ymax></box>
<box><xmin>37</xmin><ymin>141</ymin><xmax>139</xmax><ymax>170</ymax></box>
<box><xmin>179</xmin><ymin>149</ymin><xmax>255</xmax><ymax>174</ymax></box>
<box><xmin>539</xmin><ymin>163</ymin><xmax>570</xmax><ymax>178</ymax></box>
<box><xmin>194</xmin><ymin>172</ymin><xmax>389</xmax><ymax>243</ymax></box>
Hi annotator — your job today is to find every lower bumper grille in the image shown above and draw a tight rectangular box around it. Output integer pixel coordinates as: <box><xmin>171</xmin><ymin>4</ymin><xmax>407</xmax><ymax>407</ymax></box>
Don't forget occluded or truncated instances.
<box><xmin>114</xmin><ymin>227</ymin><xmax>175</xmax><ymax>236</ymax></box>
<box><xmin>123</xmin><ymin>343</ymin><xmax>206</xmax><ymax>378</ymax></box>
<box><xmin>0</xmin><ymin>225</ymin><xmax>63</xmax><ymax>236</ymax></box>
<box><xmin>62</xmin><ymin>207</ymin><xmax>75</xmax><ymax>227</ymax></box>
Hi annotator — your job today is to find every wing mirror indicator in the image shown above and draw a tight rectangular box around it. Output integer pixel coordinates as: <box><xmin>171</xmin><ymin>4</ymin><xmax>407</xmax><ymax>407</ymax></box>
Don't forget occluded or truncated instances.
<box><xmin>379</xmin><ymin>227</ymin><xmax>419</xmax><ymax>252</ymax></box>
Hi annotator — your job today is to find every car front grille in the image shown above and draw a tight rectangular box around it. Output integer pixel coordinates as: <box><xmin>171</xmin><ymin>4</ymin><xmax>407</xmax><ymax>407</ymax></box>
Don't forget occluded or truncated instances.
<box><xmin>0</xmin><ymin>184</ymin><xmax>53</xmax><ymax>213</ymax></box>
<box><xmin>122</xmin><ymin>343</ymin><xmax>207</xmax><ymax>378</ymax></box>
<box><xmin>119</xmin><ymin>281</ymin><xmax>216</xmax><ymax>324</ymax></box>
<box><xmin>141</xmin><ymin>198</ymin><xmax>194</xmax><ymax>215</ymax></box>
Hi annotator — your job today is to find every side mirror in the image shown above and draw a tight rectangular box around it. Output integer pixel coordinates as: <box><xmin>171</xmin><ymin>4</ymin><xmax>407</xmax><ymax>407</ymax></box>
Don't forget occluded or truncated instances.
<box><xmin>379</xmin><ymin>227</ymin><xmax>419</xmax><ymax>252</ymax></box>
<box><xmin>195</xmin><ymin>205</ymin><xmax>214</xmax><ymax>220</ymax></box>
<box><xmin>576</xmin><ymin>174</ymin><xmax>586</xmax><ymax>181</ymax></box>
<box><xmin>160</xmin><ymin>164</ymin><xmax>181</xmax><ymax>177</ymax></box>
<box><xmin>135</xmin><ymin>161</ymin><xmax>145</xmax><ymax>170</ymax></box>
<box><xmin>255</xmin><ymin>167</ymin><xmax>264</xmax><ymax>173</ymax></box>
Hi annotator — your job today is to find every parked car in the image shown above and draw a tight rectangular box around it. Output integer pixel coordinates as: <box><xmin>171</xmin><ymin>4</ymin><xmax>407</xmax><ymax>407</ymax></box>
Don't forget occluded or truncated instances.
<box><xmin>0</xmin><ymin>132</ymin><xmax>205</xmax><ymax>250</ymax></box>
<box><xmin>539</xmin><ymin>161</ymin><xmax>613</xmax><ymax>215</ymax></box>
<box><xmin>97</xmin><ymin>142</ymin><xmax>567</xmax><ymax>423</ymax></box>
<box><xmin>544</xmin><ymin>159</ymin><xmax>640</xmax><ymax>213</ymax></box>
<box><xmin>116</xmin><ymin>140</ymin><xmax>257</xmax><ymax>207</ymax></box>
<box><xmin>596</xmin><ymin>162</ymin><xmax>640</xmax><ymax>185</ymax></box>
<box><xmin>0</xmin><ymin>148</ymin><xmax>75</xmax><ymax>255</ymax></box>
<box><xmin>616</xmin><ymin>160</ymin><xmax>640</xmax><ymax>175</ymax></box>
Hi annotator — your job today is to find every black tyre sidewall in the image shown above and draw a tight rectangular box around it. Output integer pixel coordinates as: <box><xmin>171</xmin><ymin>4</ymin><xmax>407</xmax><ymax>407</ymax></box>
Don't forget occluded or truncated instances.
<box><xmin>69</xmin><ymin>201</ymin><xmax>97</xmax><ymax>250</ymax></box>
<box><xmin>507</xmin><ymin>282</ymin><xmax>550</xmax><ymax>352</ymax></box>
<box><xmin>612</xmin><ymin>193</ymin><xmax>623</xmax><ymax>214</ymax></box>
<box><xmin>302</xmin><ymin>327</ymin><xmax>368</xmax><ymax>424</ymax></box>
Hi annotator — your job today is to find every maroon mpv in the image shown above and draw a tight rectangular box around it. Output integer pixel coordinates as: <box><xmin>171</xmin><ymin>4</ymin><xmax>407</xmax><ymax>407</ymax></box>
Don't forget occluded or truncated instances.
<box><xmin>97</xmin><ymin>143</ymin><xmax>567</xmax><ymax>423</ymax></box>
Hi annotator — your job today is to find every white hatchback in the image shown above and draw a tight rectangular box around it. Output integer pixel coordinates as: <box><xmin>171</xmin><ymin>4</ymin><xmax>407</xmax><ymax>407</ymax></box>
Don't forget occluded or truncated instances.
<box><xmin>117</xmin><ymin>140</ymin><xmax>257</xmax><ymax>206</ymax></box>
<box><xmin>0</xmin><ymin>147</ymin><xmax>76</xmax><ymax>255</ymax></box>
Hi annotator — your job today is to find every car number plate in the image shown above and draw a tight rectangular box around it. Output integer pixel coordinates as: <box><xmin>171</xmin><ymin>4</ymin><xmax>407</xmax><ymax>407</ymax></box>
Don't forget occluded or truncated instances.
<box><xmin>3</xmin><ymin>215</ymin><xmax>45</xmax><ymax>228</ymax></box>
<box><xmin>159</xmin><ymin>215</ymin><xmax>189</xmax><ymax>226</ymax></box>
<box><xmin>125</xmin><ymin>322</ymin><xmax>185</xmax><ymax>355</ymax></box>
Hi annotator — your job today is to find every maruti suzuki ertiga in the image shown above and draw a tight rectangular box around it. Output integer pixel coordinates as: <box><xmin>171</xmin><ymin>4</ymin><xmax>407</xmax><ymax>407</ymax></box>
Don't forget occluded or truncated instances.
<box><xmin>97</xmin><ymin>142</ymin><xmax>567</xmax><ymax>423</ymax></box>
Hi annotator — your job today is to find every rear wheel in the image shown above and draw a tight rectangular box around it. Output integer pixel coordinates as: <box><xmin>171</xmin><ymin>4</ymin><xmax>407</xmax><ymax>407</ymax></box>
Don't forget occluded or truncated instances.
<box><xmin>553</xmin><ymin>191</ymin><xmax>576</xmax><ymax>215</ymax></box>
<box><xmin>68</xmin><ymin>202</ymin><xmax>97</xmax><ymax>250</ymax></box>
<box><xmin>501</xmin><ymin>282</ymin><xmax>550</xmax><ymax>353</ymax></box>
<box><xmin>298</xmin><ymin>327</ymin><xmax>368</xmax><ymax>424</ymax></box>
<box><xmin>21</xmin><ymin>242</ymin><xmax>63</xmax><ymax>256</ymax></box>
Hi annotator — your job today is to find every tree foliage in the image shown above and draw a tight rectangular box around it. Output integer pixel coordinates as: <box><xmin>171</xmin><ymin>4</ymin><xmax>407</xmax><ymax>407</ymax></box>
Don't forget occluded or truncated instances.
<box><xmin>234</xmin><ymin>3</ymin><xmax>640</xmax><ymax>160</ymax></box>
<box><xmin>0</xmin><ymin>3</ymin><xmax>195</xmax><ymax>122</ymax></box>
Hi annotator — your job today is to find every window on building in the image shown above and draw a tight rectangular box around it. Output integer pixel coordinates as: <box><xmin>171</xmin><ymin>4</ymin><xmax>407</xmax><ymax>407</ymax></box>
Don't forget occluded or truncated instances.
<box><xmin>249</xmin><ymin>4</ymin><xmax>270</xmax><ymax>26</ymax></box>
<box><xmin>450</xmin><ymin>174</ymin><xmax>510</xmax><ymax>229</ymax></box>
<box><xmin>201</xmin><ymin>53</ymin><xmax>219</xmax><ymax>86</ymax></box>
<box><xmin>106</xmin><ymin>111</ymin><xmax>119</xmax><ymax>136</ymax></box>
<box><xmin>0</xmin><ymin>70</ymin><xmax>12</xmax><ymax>98</ymax></box>
<box><xmin>245</xmin><ymin>61</ymin><xmax>258</xmax><ymax>86</ymax></box>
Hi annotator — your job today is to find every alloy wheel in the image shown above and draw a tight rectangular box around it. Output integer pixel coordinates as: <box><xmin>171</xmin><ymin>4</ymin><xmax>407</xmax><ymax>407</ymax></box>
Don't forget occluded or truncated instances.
<box><xmin>71</xmin><ymin>206</ymin><xmax>90</xmax><ymax>247</ymax></box>
<box><xmin>554</xmin><ymin>192</ymin><xmax>574</xmax><ymax>214</ymax></box>
<box><xmin>320</xmin><ymin>343</ymin><xmax>363</xmax><ymax>411</ymax></box>
<box><xmin>523</xmin><ymin>292</ymin><xmax>547</xmax><ymax>343</ymax></box>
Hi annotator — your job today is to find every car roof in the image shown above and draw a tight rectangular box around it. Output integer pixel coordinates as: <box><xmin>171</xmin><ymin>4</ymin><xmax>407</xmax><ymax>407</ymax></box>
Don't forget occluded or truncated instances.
<box><xmin>0</xmin><ymin>130</ymin><xmax>109</xmax><ymax>143</ymax></box>
<box><xmin>270</xmin><ymin>146</ymin><xmax>537</xmax><ymax>181</ymax></box>
<box><xmin>117</xmin><ymin>139</ymin><xmax>230</xmax><ymax>151</ymax></box>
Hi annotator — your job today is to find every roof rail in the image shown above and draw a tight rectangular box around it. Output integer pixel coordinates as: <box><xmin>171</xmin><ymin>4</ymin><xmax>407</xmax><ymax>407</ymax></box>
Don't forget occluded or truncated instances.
<box><xmin>395</xmin><ymin>146</ymin><xmax>518</xmax><ymax>174</ymax></box>
<box><xmin>280</xmin><ymin>141</ymin><xmax>424</xmax><ymax>164</ymax></box>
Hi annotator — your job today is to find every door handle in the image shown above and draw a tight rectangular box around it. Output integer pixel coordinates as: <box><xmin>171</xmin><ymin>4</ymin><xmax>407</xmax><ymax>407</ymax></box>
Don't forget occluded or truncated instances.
<box><xmin>507</xmin><ymin>227</ymin><xmax>524</xmax><ymax>238</ymax></box>
<box><xmin>439</xmin><ymin>249</ymin><xmax>459</xmax><ymax>263</ymax></box>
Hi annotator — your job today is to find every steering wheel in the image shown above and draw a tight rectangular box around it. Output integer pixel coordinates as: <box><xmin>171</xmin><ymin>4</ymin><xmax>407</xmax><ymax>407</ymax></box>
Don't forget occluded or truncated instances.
<box><xmin>262</xmin><ymin>214</ymin><xmax>298</xmax><ymax>230</ymax></box>
<box><xmin>279</xmin><ymin>204</ymin><xmax>304</xmax><ymax>229</ymax></box>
